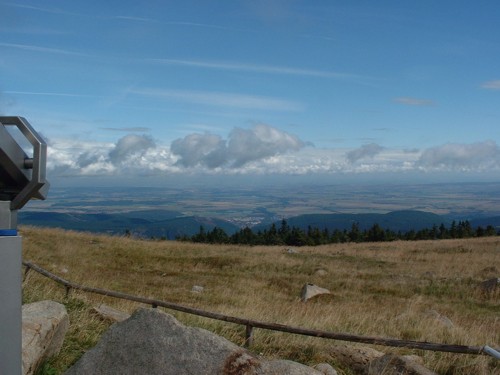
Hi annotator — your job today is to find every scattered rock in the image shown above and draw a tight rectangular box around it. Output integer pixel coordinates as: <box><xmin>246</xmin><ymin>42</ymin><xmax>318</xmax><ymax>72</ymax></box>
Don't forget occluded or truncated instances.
<box><xmin>262</xmin><ymin>359</ymin><xmax>327</xmax><ymax>374</ymax></box>
<box><xmin>329</xmin><ymin>345</ymin><xmax>384</xmax><ymax>374</ymax></box>
<box><xmin>22</xmin><ymin>300</ymin><xmax>69</xmax><ymax>375</ymax></box>
<box><xmin>65</xmin><ymin>308</ymin><xmax>328</xmax><ymax>375</ymax></box>
<box><xmin>315</xmin><ymin>269</ymin><xmax>328</xmax><ymax>277</ymax></box>
<box><xmin>477</xmin><ymin>266</ymin><xmax>498</xmax><ymax>278</ymax></box>
<box><xmin>300</xmin><ymin>283</ymin><xmax>331</xmax><ymax>302</ymax></box>
<box><xmin>424</xmin><ymin>309</ymin><xmax>454</xmax><ymax>328</ymax></box>
<box><xmin>402</xmin><ymin>355</ymin><xmax>424</xmax><ymax>365</ymax></box>
<box><xmin>191</xmin><ymin>285</ymin><xmax>204</xmax><ymax>293</ymax></box>
<box><xmin>421</xmin><ymin>271</ymin><xmax>436</xmax><ymax>280</ymax></box>
<box><xmin>367</xmin><ymin>353</ymin><xmax>437</xmax><ymax>375</ymax></box>
<box><xmin>92</xmin><ymin>304</ymin><xmax>130</xmax><ymax>323</ymax></box>
<box><xmin>313</xmin><ymin>362</ymin><xmax>338</xmax><ymax>375</ymax></box>
<box><xmin>479</xmin><ymin>277</ymin><xmax>500</xmax><ymax>295</ymax></box>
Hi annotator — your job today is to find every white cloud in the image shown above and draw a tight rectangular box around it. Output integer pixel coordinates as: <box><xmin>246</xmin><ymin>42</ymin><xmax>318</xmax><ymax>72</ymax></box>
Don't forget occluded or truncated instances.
<box><xmin>346</xmin><ymin>143</ymin><xmax>384</xmax><ymax>163</ymax></box>
<box><xmin>393</xmin><ymin>97</ymin><xmax>436</xmax><ymax>106</ymax></box>
<box><xmin>143</xmin><ymin>58</ymin><xmax>363</xmax><ymax>80</ymax></box>
<box><xmin>0</xmin><ymin>42</ymin><xmax>86</xmax><ymax>56</ymax></box>
<box><xmin>130</xmin><ymin>88</ymin><xmax>303</xmax><ymax>111</ymax></box>
<box><xmin>227</xmin><ymin>124</ymin><xmax>305</xmax><ymax>167</ymax></box>
<box><xmin>481</xmin><ymin>80</ymin><xmax>500</xmax><ymax>90</ymax></box>
<box><xmin>170</xmin><ymin>124</ymin><xmax>306</xmax><ymax>168</ymax></box>
<box><xmin>108</xmin><ymin>134</ymin><xmax>155</xmax><ymax>165</ymax></box>
<box><xmin>417</xmin><ymin>141</ymin><xmax>500</xmax><ymax>171</ymax></box>
<box><xmin>171</xmin><ymin>133</ymin><xmax>226</xmax><ymax>168</ymax></box>
<box><xmin>45</xmin><ymin>131</ymin><xmax>500</xmax><ymax>181</ymax></box>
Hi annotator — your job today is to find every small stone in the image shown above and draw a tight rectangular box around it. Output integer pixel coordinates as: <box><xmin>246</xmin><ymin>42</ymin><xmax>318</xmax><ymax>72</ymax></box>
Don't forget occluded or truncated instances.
<box><xmin>191</xmin><ymin>285</ymin><xmax>204</xmax><ymax>293</ymax></box>
<box><xmin>300</xmin><ymin>283</ymin><xmax>331</xmax><ymax>302</ymax></box>
<box><xmin>315</xmin><ymin>269</ymin><xmax>328</xmax><ymax>277</ymax></box>
<box><xmin>479</xmin><ymin>277</ymin><xmax>500</xmax><ymax>294</ymax></box>
<box><xmin>424</xmin><ymin>309</ymin><xmax>454</xmax><ymax>328</ymax></box>
<box><xmin>368</xmin><ymin>354</ymin><xmax>437</xmax><ymax>375</ymax></box>
<box><xmin>92</xmin><ymin>304</ymin><xmax>130</xmax><ymax>323</ymax></box>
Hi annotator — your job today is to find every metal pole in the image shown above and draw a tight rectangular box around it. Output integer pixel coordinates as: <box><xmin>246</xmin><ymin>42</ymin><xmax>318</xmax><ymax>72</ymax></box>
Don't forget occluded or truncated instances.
<box><xmin>483</xmin><ymin>345</ymin><xmax>500</xmax><ymax>360</ymax></box>
<box><xmin>0</xmin><ymin>231</ymin><xmax>22</xmax><ymax>375</ymax></box>
<box><xmin>0</xmin><ymin>117</ymin><xmax>49</xmax><ymax>375</ymax></box>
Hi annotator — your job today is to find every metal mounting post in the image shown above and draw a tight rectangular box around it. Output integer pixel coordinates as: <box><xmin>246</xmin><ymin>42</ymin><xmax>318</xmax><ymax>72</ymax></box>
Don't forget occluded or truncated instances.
<box><xmin>0</xmin><ymin>116</ymin><xmax>49</xmax><ymax>375</ymax></box>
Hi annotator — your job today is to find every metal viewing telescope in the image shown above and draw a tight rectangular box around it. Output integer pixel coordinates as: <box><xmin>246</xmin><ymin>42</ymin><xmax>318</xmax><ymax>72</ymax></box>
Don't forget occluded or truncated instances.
<box><xmin>0</xmin><ymin>116</ymin><xmax>49</xmax><ymax>374</ymax></box>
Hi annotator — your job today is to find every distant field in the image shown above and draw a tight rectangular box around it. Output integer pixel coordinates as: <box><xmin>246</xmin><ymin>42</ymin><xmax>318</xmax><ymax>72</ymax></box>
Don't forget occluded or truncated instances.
<box><xmin>22</xmin><ymin>227</ymin><xmax>500</xmax><ymax>374</ymax></box>
<box><xmin>26</xmin><ymin>182</ymin><xmax>500</xmax><ymax>220</ymax></box>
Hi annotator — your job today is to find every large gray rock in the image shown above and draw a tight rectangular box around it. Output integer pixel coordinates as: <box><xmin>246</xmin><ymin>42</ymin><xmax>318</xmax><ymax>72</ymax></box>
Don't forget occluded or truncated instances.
<box><xmin>313</xmin><ymin>363</ymin><xmax>338</xmax><ymax>375</ymax></box>
<box><xmin>329</xmin><ymin>345</ymin><xmax>384</xmax><ymax>373</ymax></box>
<box><xmin>367</xmin><ymin>354</ymin><xmax>437</xmax><ymax>375</ymax></box>
<box><xmin>65</xmin><ymin>308</ymin><xmax>327</xmax><ymax>375</ymax></box>
<box><xmin>22</xmin><ymin>300</ymin><xmax>69</xmax><ymax>375</ymax></box>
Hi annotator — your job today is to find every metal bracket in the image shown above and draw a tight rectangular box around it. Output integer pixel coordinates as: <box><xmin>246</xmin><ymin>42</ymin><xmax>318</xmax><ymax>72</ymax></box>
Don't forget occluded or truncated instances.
<box><xmin>0</xmin><ymin>116</ymin><xmax>49</xmax><ymax>212</ymax></box>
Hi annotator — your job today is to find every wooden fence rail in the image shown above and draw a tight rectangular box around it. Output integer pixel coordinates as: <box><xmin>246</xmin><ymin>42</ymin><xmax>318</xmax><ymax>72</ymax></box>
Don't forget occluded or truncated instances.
<box><xmin>22</xmin><ymin>261</ymin><xmax>499</xmax><ymax>357</ymax></box>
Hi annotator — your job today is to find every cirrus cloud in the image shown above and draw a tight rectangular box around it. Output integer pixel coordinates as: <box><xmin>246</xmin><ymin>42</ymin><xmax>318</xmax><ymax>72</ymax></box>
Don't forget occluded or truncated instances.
<box><xmin>481</xmin><ymin>80</ymin><xmax>500</xmax><ymax>90</ymax></box>
<box><xmin>393</xmin><ymin>97</ymin><xmax>436</xmax><ymax>106</ymax></box>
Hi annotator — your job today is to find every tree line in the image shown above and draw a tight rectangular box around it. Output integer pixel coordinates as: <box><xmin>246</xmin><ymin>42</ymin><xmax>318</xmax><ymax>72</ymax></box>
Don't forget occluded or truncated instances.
<box><xmin>177</xmin><ymin>219</ymin><xmax>499</xmax><ymax>246</ymax></box>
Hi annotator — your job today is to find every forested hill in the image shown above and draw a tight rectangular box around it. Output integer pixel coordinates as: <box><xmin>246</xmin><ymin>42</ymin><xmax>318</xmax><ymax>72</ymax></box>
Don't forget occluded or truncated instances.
<box><xmin>19</xmin><ymin>209</ymin><xmax>500</xmax><ymax>241</ymax></box>
<box><xmin>255</xmin><ymin>210</ymin><xmax>448</xmax><ymax>233</ymax></box>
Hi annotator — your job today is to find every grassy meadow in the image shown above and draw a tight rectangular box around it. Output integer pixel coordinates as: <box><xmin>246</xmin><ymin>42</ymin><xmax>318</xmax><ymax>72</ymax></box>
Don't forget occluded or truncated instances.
<box><xmin>21</xmin><ymin>226</ymin><xmax>499</xmax><ymax>374</ymax></box>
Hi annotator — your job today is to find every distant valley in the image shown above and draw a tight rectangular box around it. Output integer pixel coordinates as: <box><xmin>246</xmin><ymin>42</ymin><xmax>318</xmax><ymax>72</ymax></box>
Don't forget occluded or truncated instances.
<box><xmin>20</xmin><ymin>182</ymin><xmax>500</xmax><ymax>239</ymax></box>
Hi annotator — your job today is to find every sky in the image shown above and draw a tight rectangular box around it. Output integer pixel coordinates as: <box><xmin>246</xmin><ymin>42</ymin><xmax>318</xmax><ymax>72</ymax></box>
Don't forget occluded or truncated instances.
<box><xmin>1</xmin><ymin>1</ymin><xmax>500</xmax><ymax>187</ymax></box>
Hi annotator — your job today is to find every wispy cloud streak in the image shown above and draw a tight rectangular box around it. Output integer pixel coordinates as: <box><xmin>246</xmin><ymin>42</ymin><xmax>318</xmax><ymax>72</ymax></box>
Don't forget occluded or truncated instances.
<box><xmin>393</xmin><ymin>97</ymin><xmax>436</xmax><ymax>106</ymax></box>
<box><xmin>111</xmin><ymin>16</ymin><xmax>157</xmax><ymax>22</ymax></box>
<box><xmin>2</xmin><ymin>2</ymin><xmax>82</xmax><ymax>16</ymax></box>
<box><xmin>130</xmin><ymin>88</ymin><xmax>303</xmax><ymax>111</ymax></box>
<box><xmin>143</xmin><ymin>58</ymin><xmax>365</xmax><ymax>80</ymax></box>
<box><xmin>0</xmin><ymin>42</ymin><xmax>86</xmax><ymax>56</ymax></box>
<box><xmin>481</xmin><ymin>80</ymin><xmax>500</xmax><ymax>90</ymax></box>
<box><xmin>5</xmin><ymin>90</ymin><xmax>97</xmax><ymax>98</ymax></box>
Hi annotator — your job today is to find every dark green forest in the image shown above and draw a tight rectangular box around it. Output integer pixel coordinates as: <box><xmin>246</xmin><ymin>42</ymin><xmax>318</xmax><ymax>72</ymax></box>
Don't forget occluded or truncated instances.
<box><xmin>178</xmin><ymin>220</ymin><xmax>499</xmax><ymax>246</ymax></box>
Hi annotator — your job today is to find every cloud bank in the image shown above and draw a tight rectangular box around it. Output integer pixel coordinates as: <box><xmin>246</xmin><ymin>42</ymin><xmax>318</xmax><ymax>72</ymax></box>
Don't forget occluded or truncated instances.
<box><xmin>417</xmin><ymin>141</ymin><xmax>500</xmax><ymax>171</ymax></box>
<box><xmin>44</xmin><ymin>124</ymin><xmax>500</xmax><ymax>182</ymax></box>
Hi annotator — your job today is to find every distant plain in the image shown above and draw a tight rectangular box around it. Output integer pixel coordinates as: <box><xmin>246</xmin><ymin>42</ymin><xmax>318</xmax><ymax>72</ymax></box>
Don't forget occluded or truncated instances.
<box><xmin>25</xmin><ymin>182</ymin><xmax>500</xmax><ymax>224</ymax></box>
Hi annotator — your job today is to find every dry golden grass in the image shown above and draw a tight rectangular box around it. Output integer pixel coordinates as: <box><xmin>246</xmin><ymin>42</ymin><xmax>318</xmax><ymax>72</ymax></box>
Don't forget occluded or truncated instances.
<box><xmin>21</xmin><ymin>226</ymin><xmax>499</xmax><ymax>374</ymax></box>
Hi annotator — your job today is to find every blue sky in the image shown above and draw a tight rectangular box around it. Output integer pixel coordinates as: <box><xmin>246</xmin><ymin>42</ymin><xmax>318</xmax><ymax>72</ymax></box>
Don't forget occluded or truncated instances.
<box><xmin>1</xmin><ymin>1</ymin><xmax>500</xmax><ymax>186</ymax></box>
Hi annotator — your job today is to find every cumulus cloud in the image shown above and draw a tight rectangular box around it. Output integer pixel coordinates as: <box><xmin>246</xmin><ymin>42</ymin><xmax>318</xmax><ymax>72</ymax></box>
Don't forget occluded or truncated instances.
<box><xmin>417</xmin><ymin>141</ymin><xmax>500</xmax><ymax>171</ymax></box>
<box><xmin>171</xmin><ymin>124</ymin><xmax>306</xmax><ymax>168</ymax></box>
<box><xmin>227</xmin><ymin>124</ymin><xmax>305</xmax><ymax>167</ymax></box>
<box><xmin>346</xmin><ymin>143</ymin><xmax>384</xmax><ymax>163</ymax></box>
<box><xmin>44</xmin><ymin>129</ymin><xmax>500</xmax><ymax>181</ymax></box>
<box><xmin>170</xmin><ymin>133</ymin><xmax>227</xmax><ymax>168</ymax></box>
<box><xmin>108</xmin><ymin>134</ymin><xmax>155</xmax><ymax>165</ymax></box>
